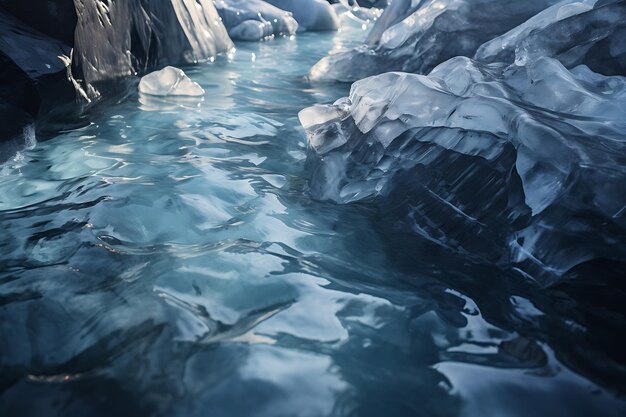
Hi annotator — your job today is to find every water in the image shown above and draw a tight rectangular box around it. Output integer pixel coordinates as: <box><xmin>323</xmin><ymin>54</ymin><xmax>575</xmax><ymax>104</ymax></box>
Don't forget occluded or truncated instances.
<box><xmin>1</xmin><ymin>22</ymin><xmax>625</xmax><ymax>417</ymax></box>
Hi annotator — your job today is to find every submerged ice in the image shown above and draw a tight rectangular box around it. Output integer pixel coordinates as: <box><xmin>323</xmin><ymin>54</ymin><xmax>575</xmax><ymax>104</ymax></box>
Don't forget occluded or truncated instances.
<box><xmin>300</xmin><ymin>56</ymin><xmax>626</xmax><ymax>275</ymax></box>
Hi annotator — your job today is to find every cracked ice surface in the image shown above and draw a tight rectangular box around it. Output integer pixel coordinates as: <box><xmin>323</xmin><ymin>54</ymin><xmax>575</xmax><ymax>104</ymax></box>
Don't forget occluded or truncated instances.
<box><xmin>300</xmin><ymin>56</ymin><xmax>626</xmax><ymax>276</ymax></box>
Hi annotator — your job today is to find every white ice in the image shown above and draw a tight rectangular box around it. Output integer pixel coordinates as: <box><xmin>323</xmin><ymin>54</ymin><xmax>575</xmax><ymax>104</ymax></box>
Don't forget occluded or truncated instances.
<box><xmin>264</xmin><ymin>0</ymin><xmax>340</xmax><ymax>31</ymax></box>
<box><xmin>214</xmin><ymin>0</ymin><xmax>298</xmax><ymax>41</ymax></box>
<box><xmin>139</xmin><ymin>66</ymin><xmax>205</xmax><ymax>97</ymax></box>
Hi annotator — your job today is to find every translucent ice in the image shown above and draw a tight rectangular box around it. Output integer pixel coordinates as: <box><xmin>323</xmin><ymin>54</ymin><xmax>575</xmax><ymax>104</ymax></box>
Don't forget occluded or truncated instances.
<box><xmin>139</xmin><ymin>66</ymin><xmax>205</xmax><ymax>96</ymax></box>
<box><xmin>264</xmin><ymin>0</ymin><xmax>340</xmax><ymax>31</ymax></box>
<box><xmin>332</xmin><ymin>0</ymin><xmax>384</xmax><ymax>31</ymax></box>
<box><xmin>73</xmin><ymin>0</ymin><xmax>233</xmax><ymax>91</ymax></box>
<box><xmin>364</xmin><ymin>0</ymin><xmax>423</xmax><ymax>46</ymax></box>
<box><xmin>310</xmin><ymin>0</ymin><xmax>560</xmax><ymax>82</ymax></box>
<box><xmin>300</xmin><ymin>57</ymin><xmax>626</xmax><ymax>275</ymax></box>
<box><xmin>214</xmin><ymin>0</ymin><xmax>298</xmax><ymax>41</ymax></box>
<box><xmin>475</xmin><ymin>0</ymin><xmax>626</xmax><ymax>75</ymax></box>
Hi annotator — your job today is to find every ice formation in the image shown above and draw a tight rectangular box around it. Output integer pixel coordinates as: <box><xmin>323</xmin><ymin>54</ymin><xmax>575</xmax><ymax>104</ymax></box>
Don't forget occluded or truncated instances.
<box><xmin>299</xmin><ymin>56</ymin><xmax>626</xmax><ymax>275</ymax></box>
<box><xmin>214</xmin><ymin>0</ymin><xmax>298</xmax><ymax>41</ymax></box>
<box><xmin>332</xmin><ymin>0</ymin><xmax>384</xmax><ymax>30</ymax></box>
<box><xmin>138</xmin><ymin>66</ymin><xmax>205</xmax><ymax>96</ymax></box>
<box><xmin>73</xmin><ymin>0</ymin><xmax>233</xmax><ymax>92</ymax></box>
<box><xmin>364</xmin><ymin>0</ymin><xmax>422</xmax><ymax>46</ymax></box>
<box><xmin>475</xmin><ymin>0</ymin><xmax>626</xmax><ymax>75</ymax></box>
<box><xmin>309</xmin><ymin>0</ymin><xmax>560</xmax><ymax>82</ymax></box>
<box><xmin>264</xmin><ymin>0</ymin><xmax>340</xmax><ymax>31</ymax></box>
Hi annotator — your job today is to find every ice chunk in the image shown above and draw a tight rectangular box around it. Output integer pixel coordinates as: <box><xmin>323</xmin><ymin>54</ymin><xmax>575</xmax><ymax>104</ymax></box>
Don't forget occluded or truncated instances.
<box><xmin>310</xmin><ymin>0</ymin><xmax>560</xmax><ymax>82</ymax></box>
<box><xmin>228</xmin><ymin>20</ymin><xmax>274</xmax><ymax>41</ymax></box>
<box><xmin>215</xmin><ymin>0</ymin><xmax>298</xmax><ymax>41</ymax></box>
<box><xmin>476</xmin><ymin>0</ymin><xmax>626</xmax><ymax>75</ymax></box>
<box><xmin>264</xmin><ymin>0</ymin><xmax>340</xmax><ymax>31</ymax></box>
<box><xmin>300</xmin><ymin>57</ymin><xmax>626</xmax><ymax>275</ymax></box>
<box><xmin>139</xmin><ymin>67</ymin><xmax>205</xmax><ymax>97</ymax></box>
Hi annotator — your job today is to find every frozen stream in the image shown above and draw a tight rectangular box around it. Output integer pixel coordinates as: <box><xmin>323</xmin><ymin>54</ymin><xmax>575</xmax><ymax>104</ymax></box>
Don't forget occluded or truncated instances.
<box><xmin>1</xmin><ymin>20</ymin><xmax>625</xmax><ymax>417</ymax></box>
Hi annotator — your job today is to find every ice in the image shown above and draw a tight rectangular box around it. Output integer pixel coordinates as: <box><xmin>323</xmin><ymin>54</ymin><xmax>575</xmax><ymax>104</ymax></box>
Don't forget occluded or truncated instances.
<box><xmin>300</xmin><ymin>56</ymin><xmax>626</xmax><ymax>275</ymax></box>
<box><xmin>364</xmin><ymin>0</ymin><xmax>423</xmax><ymax>46</ymax></box>
<box><xmin>476</xmin><ymin>0</ymin><xmax>626</xmax><ymax>75</ymax></box>
<box><xmin>73</xmin><ymin>0</ymin><xmax>233</xmax><ymax>95</ymax></box>
<box><xmin>310</xmin><ymin>0</ymin><xmax>560</xmax><ymax>82</ymax></box>
<box><xmin>214</xmin><ymin>0</ymin><xmax>298</xmax><ymax>41</ymax></box>
<box><xmin>264</xmin><ymin>0</ymin><xmax>340</xmax><ymax>31</ymax></box>
<box><xmin>139</xmin><ymin>66</ymin><xmax>205</xmax><ymax>96</ymax></box>
<box><xmin>332</xmin><ymin>0</ymin><xmax>384</xmax><ymax>31</ymax></box>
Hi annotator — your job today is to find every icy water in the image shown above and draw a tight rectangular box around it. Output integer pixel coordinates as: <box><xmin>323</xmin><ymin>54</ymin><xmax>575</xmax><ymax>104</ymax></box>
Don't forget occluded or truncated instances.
<box><xmin>1</xmin><ymin>23</ymin><xmax>625</xmax><ymax>417</ymax></box>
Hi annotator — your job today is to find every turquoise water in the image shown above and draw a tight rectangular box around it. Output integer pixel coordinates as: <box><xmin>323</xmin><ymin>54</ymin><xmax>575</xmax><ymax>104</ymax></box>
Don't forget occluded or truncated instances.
<box><xmin>1</xmin><ymin>24</ymin><xmax>625</xmax><ymax>417</ymax></box>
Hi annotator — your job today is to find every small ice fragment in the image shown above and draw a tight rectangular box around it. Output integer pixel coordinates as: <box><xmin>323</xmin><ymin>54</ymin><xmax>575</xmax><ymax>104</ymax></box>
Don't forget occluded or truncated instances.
<box><xmin>139</xmin><ymin>66</ymin><xmax>205</xmax><ymax>97</ymax></box>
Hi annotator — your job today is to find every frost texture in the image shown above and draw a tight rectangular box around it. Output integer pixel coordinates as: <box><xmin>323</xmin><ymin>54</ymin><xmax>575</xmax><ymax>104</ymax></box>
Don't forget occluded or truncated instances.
<box><xmin>310</xmin><ymin>0</ymin><xmax>560</xmax><ymax>82</ymax></box>
<box><xmin>139</xmin><ymin>66</ymin><xmax>204</xmax><ymax>96</ymax></box>
<box><xmin>475</xmin><ymin>0</ymin><xmax>626</xmax><ymax>75</ymax></box>
<box><xmin>214</xmin><ymin>0</ymin><xmax>298</xmax><ymax>41</ymax></box>
<box><xmin>264</xmin><ymin>0</ymin><xmax>340</xmax><ymax>31</ymax></box>
<box><xmin>300</xmin><ymin>57</ymin><xmax>626</xmax><ymax>276</ymax></box>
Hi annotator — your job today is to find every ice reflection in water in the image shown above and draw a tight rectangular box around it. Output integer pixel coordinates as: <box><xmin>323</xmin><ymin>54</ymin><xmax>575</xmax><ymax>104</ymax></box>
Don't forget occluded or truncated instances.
<box><xmin>0</xmin><ymin>19</ymin><xmax>624</xmax><ymax>417</ymax></box>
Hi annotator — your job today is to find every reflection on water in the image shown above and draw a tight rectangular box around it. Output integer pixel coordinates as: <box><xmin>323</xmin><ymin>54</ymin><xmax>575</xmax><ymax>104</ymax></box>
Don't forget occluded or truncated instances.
<box><xmin>0</xmin><ymin>20</ymin><xmax>625</xmax><ymax>417</ymax></box>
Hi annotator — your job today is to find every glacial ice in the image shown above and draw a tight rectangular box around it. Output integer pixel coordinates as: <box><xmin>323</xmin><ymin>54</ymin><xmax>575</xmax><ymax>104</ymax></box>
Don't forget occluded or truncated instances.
<box><xmin>332</xmin><ymin>0</ymin><xmax>384</xmax><ymax>30</ymax></box>
<box><xmin>139</xmin><ymin>66</ymin><xmax>205</xmax><ymax>96</ymax></box>
<box><xmin>214</xmin><ymin>0</ymin><xmax>298</xmax><ymax>41</ymax></box>
<box><xmin>299</xmin><ymin>56</ymin><xmax>626</xmax><ymax>275</ymax></box>
<box><xmin>73</xmin><ymin>0</ymin><xmax>233</xmax><ymax>93</ymax></box>
<box><xmin>264</xmin><ymin>0</ymin><xmax>340</xmax><ymax>31</ymax></box>
<box><xmin>475</xmin><ymin>0</ymin><xmax>626</xmax><ymax>75</ymax></box>
<box><xmin>364</xmin><ymin>0</ymin><xmax>423</xmax><ymax>46</ymax></box>
<box><xmin>309</xmin><ymin>0</ymin><xmax>560</xmax><ymax>82</ymax></box>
